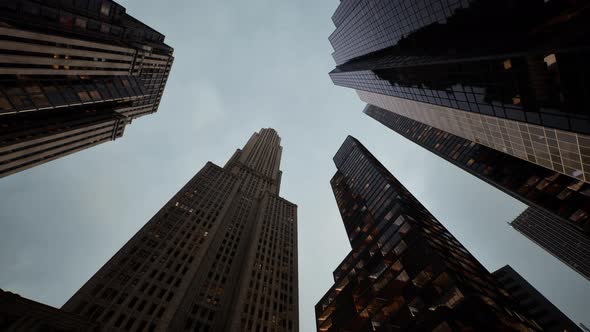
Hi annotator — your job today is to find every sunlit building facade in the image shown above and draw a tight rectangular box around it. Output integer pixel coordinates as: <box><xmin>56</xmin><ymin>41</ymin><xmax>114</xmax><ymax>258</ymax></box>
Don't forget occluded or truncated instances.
<box><xmin>329</xmin><ymin>0</ymin><xmax>590</xmax><ymax>183</ymax></box>
<box><xmin>315</xmin><ymin>136</ymin><xmax>540</xmax><ymax>331</ymax></box>
<box><xmin>61</xmin><ymin>128</ymin><xmax>298</xmax><ymax>332</ymax></box>
<box><xmin>0</xmin><ymin>0</ymin><xmax>174</xmax><ymax>177</ymax></box>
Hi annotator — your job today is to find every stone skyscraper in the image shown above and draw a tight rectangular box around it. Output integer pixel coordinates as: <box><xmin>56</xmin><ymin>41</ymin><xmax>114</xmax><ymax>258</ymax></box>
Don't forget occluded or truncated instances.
<box><xmin>316</xmin><ymin>136</ymin><xmax>540</xmax><ymax>331</ymax></box>
<box><xmin>60</xmin><ymin>128</ymin><xmax>298</xmax><ymax>332</ymax></box>
<box><xmin>0</xmin><ymin>0</ymin><xmax>174</xmax><ymax>178</ymax></box>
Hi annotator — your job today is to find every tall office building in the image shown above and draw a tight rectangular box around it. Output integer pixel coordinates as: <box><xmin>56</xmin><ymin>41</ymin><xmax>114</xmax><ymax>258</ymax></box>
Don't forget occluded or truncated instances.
<box><xmin>328</xmin><ymin>0</ymin><xmax>590</xmax><ymax>282</ymax></box>
<box><xmin>510</xmin><ymin>207</ymin><xmax>590</xmax><ymax>281</ymax></box>
<box><xmin>329</xmin><ymin>0</ymin><xmax>590</xmax><ymax>183</ymax></box>
<box><xmin>0</xmin><ymin>0</ymin><xmax>174</xmax><ymax>178</ymax></box>
<box><xmin>493</xmin><ymin>265</ymin><xmax>581</xmax><ymax>332</ymax></box>
<box><xmin>365</xmin><ymin>105</ymin><xmax>590</xmax><ymax>280</ymax></box>
<box><xmin>315</xmin><ymin>136</ymin><xmax>540</xmax><ymax>331</ymax></box>
<box><xmin>60</xmin><ymin>128</ymin><xmax>298</xmax><ymax>331</ymax></box>
<box><xmin>0</xmin><ymin>288</ymin><xmax>101</xmax><ymax>331</ymax></box>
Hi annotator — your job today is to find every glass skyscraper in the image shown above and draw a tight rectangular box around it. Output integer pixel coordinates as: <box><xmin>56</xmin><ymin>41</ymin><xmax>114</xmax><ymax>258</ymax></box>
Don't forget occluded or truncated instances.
<box><xmin>365</xmin><ymin>95</ymin><xmax>590</xmax><ymax>282</ymax></box>
<box><xmin>328</xmin><ymin>0</ymin><xmax>590</xmax><ymax>282</ymax></box>
<box><xmin>0</xmin><ymin>0</ymin><xmax>174</xmax><ymax>178</ymax></box>
<box><xmin>316</xmin><ymin>136</ymin><xmax>540</xmax><ymax>331</ymax></box>
<box><xmin>329</xmin><ymin>0</ymin><xmax>590</xmax><ymax>182</ymax></box>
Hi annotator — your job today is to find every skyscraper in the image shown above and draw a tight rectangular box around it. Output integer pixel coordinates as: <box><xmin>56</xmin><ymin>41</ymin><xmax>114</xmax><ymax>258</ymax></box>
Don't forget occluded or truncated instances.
<box><xmin>493</xmin><ymin>265</ymin><xmax>581</xmax><ymax>332</ymax></box>
<box><xmin>315</xmin><ymin>136</ymin><xmax>540</xmax><ymax>331</ymax></box>
<box><xmin>510</xmin><ymin>207</ymin><xmax>590</xmax><ymax>281</ymax></box>
<box><xmin>0</xmin><ymin>0</ymin><xmax>174</xmax><ymax>178</ymax></box>
<box><xmin>60</xmin><ymin>128</ymin><xmax>298</xmax><ymax>331</ymax></box>
<box><xmin>329</xmin><ymin>0</ymin><xmax>590</xmax><ymax>182</ymax></box>
<box><xmin>328</xmin><ymin>0</ymin><xmax>590</xmax><ymax>282</ymax></box>
<box><xmin>365</xmin><ymin>104</ymin><xmax>590</xmax><ymax>280</ymax></box>
<box><xmin>0</xmin><ymin>288</ymin><xmax>100</xmax><ymax>332</ymax></box>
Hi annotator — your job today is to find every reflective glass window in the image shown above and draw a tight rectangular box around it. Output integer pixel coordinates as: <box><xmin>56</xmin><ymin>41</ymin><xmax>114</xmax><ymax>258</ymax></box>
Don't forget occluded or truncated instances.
<box><xmin>85</xmin><ymin>84</ymin><xmax>102</xmax><ymax>101</ymax></box>
<box><xmin>43</xmin><ymin>86</ymin><xmax>66</xmax><ymax>106</ymax></box>
<box><xmin>0</xmin><ymin>91</ymin><xmax>14</xmax><ymax>113</ymax></box>
<box><xmin>5</xmin><ymin>87</ymin><xmax>34</xmax><ymax>110</ymax></box>
<box><xmin>60</xmin><ymin>86</ymin><xmax>81</xmax><ymax>104</ymax></box>
<box><xmin>24</xmin><ymin>84</ymin><xmax>50</xmax><ymax>108</ymax></box>
<box><xmin>74</xmin><ymin>17</ymin><xmax>87</xmax><ymax>29</ymax></box>
<box><xmin>74</xmin><ymin>85</ymin><xmax>92</xmax><ymax>102</ymax></box>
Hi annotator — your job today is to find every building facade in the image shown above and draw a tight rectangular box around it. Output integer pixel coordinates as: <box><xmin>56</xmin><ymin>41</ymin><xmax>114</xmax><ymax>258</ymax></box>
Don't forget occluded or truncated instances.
<box><xmin>0</xmin><ymin>0</ymin><xmax>174</xmax><ymax>177</ymax></box>
<box><xmin>329</xmin><ymin>0</ymin><xmax>590</xmax><ymax>183</ymax></box>
<box><xmin>510</xmin><ymin>208</ymin><xmax>590</xmax><ymax>281</ymax></box>
<box><xmin>0</xmin><ymin>288</ymin><xmax>101</xmax><ymax>332</ymax></box>
<box><xmin>365</xmin><ymin>104</ymin><xmax>590</xmax><ymax>281</ymax></box>
<box><xmin>315</xmin><ymin>136</ymin><xmax>540</xmax><ymax>331</ymax></box>
<box><xmin>60</xmin><ymin>128</ymin><xmax>298</xmax><ymax>331</ymax></box>
<box><xmin>493</xmin><ymin>265</ymin><xmax>581</xmax><ymax>332</ymax></box>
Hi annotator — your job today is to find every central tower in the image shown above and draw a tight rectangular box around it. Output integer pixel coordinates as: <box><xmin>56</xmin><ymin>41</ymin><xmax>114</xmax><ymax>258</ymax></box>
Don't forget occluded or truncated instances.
<box><xmin>62</xmin><ymin>128</ymin><xmax>298</xmax><ymax>332</ymax></box>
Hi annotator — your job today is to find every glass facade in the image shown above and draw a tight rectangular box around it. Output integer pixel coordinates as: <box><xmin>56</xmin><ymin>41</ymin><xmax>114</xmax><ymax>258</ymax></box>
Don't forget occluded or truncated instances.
<box><xmin>493</xmin><ymin>265</ymin><xmax>583</xmax><ymax>332</ymax></box>
<box><xmin>358</xmin><ymin>90</ymin><xmax>590</xmax><ymax>183</ymax></box>
<box><xmin>0</xmin><ymin>77</ymin><xmax>147</xmax><ymax>115</ymax></box>
<box><xmin>510</xmin><ymin>208</ymin><xmax>590</xmax><ymax>282</ymax></box>
<box><xmin>316</xmin><ymin>136</ymin><xmax>540</xmax><ymax>331</ymax></box>
<box><xmin>329</xmin><ymin>0</ymin><xmax>590</xmax><ymax>137</ymax></box>
<box><xmin>365</xmin><ymin>105</ymin><xmax>590</xmax><ymax>236</ymax></box>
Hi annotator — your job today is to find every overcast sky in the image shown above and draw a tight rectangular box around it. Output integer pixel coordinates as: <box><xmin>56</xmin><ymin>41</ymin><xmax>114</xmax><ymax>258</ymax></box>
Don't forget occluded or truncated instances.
<box><xmin>0</xmin><ymin>1</ymin><xmax>588</xmax><ymax>330</ymax></box>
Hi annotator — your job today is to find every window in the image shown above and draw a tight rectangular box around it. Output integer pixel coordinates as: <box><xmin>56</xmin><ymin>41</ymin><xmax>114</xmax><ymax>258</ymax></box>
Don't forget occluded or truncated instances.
<box><xmin>544</xmin><ymin>54</ymin><xmax>557</xmax><ymax>67</ymax></box>
<box><xmin>74</xmin><ymin>86</ymin><xmax>92</xmax><ymax>102</ymax></box>
<box><xmin>59</xmin><ymin>13</ymin><xmax>74</xmax><ymax>27</ymax></box>
<box><xmin>100</xmin><ymin>1</ymin><xmax>111</xmax><ymax>16</ymax></box>
<box><xmin>25</xmin><ymin>84</ymin><xmax>50</xmax><ymax>108</ymax></box>
<box><xmin>100</xmin><ymin>23</ymin><xmax>110</xmax><ymax>33</ymax></box>
<box><xmin>87</xmin><ymin>19</ymin><xmax>100</xmax><ymax>31</ymax></box>
<box><xmin>75</xmin><ymin>17</ymin><xmax>87</xmax><ymax>29</ymax></box>
<box><xmin>5</xmin><ymin>87</ymin><xmax>33</xmax><ymax>110</ymax></box>
<box><xmin>0</xmin><ymin>91</ymin><xmax>14</xmax><ymax>113</ymax></box>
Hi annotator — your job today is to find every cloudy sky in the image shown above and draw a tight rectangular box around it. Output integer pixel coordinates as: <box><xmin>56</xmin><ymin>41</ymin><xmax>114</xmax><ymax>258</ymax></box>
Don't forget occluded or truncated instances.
<box><xmin>0</xmin><ymin>0</ymin><xmax>589</xmax><ymax>330</ymax></box>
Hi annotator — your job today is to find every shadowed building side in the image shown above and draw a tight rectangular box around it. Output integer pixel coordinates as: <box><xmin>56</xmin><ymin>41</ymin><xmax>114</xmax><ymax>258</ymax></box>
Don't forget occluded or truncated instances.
<box><xmin>364</xmin><ymin>104</ymin><xmax>590</xmax><ymax>281</ymax></box>
<box><xmin>0</xmin><ymin>0</ymin><xmax>174</xmax><ymax>178</ymax></box>
<box><xmin>0</xmin><ymin>289</ymin><xmax>101</xmax><ymax>332</ymax></box>
<box><xmin>315</xmin><ymin>136</ymin><xmax>541</xmax><ymax>331</ymax></box>
<box><xmin>329</xmin><ymin>0</ymin><xmax>590</xmax><ymax>184</ymax></box>
<box><xmin>60</xmin><ymin>128</ymin><xmax>298</xmax><ymax>332</ymax></box>
<box><xmin>493</xmin><ymin>265</ymin><xmax>582</xmax><ymax>332</ymax></box>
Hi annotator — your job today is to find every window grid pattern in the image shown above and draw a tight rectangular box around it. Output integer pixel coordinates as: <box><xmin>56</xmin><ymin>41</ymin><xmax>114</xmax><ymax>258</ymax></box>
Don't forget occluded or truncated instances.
<box><xmin>316</xmin><ymin>136</ymin><xmax>541</xmax><ymax>331</ymax></box>
<box><xmin>329</xmin><ymin>0</ymin><xmax>468</xmax><ymax>65</ymax></box>
<box><xmin>0</xmin><ymin>0</ymin><xmax>174</xmax><ymax>177</ymax></box>
<box><xmin>237</xmin><ymin>195</ymin><xmax>297</xmax><ymax>332</ymax></box>
<box><xmin>0</xmin><ymin>107</ymin><xmax>126</xmax><ymax>177</ymax></box>
<box><xmin>365</xmin><ymin>104</ymin><xmax>590</xmax><ymax>238</ymax></box>
<box><xmin>62</xmin><ymin>163</ymin><xmax>237</xmax><ymax>331</ymax></box>
<box><xmin>511</xmin><ymin>208</ymin><xmax>590</xmax><ymax>281</ymax></box>
<box><xmin>493</xmin><ymin>265</ymin><xmax>581</xmax><ymax>331</ymax></box>
<box><xmin>358</xmin><ymin>90</ymin><xmax>590</xmax><ymax>183</ymax></box>
<box><xmin>61</xmin><ymin>129</ymin><xmax>298</xmax><ymax>331</ymax></box>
